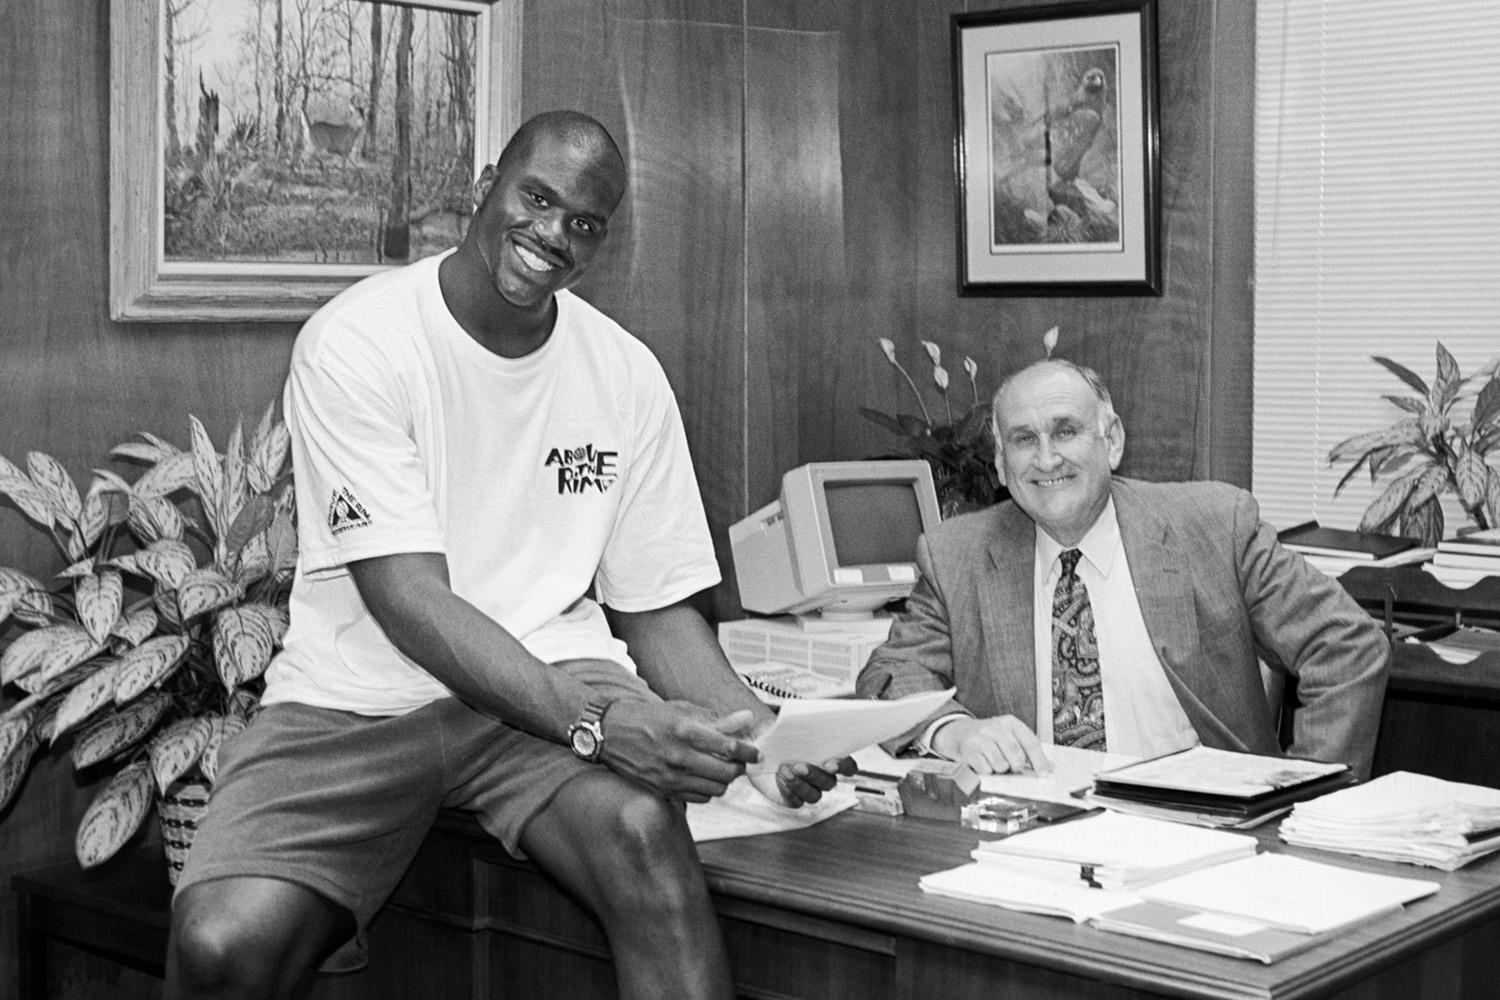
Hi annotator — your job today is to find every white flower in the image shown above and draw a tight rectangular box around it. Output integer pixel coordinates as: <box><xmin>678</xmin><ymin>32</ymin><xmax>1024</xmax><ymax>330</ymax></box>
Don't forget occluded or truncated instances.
<box><xmin>921</xmin><ymin>340</ymin><xmax>942</xmax><ymax>366</ymax></box>
<box><xmin>1042</xmin><ymin>326</ymin><xmax>1059</xmax><ymax>358</ymax></box>
<box><xmin>933</xmin><ymin>365</ymin><xmax>949</xmax><ymax>390</ymax></box>
<box><xmin>878</xmin><ymin>338</ymin><xmax>898</xmax><ymax>364</ymax></box>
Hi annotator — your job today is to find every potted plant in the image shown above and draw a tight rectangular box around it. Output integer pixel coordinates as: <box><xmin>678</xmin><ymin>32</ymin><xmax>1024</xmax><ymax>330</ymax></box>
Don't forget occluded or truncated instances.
<box><xmin>1327</xmin><ymin>342</ymin><xmax>1500</xmax><ymax>546</ymax></box>
<box><xmin>0</xmin><ymin>404</ymin><xmax>295</xmax><ymax>877</ymax></box>
<box><xmin>859</xmin><ymin>337</ymin><xmax>1008</xmax><ymax>518</ymax></box>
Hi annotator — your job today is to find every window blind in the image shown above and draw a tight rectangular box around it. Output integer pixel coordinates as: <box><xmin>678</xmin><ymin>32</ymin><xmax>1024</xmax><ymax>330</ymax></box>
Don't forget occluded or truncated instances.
<box><xmin>1253</xmin><ymin>0</ymin><xmax>1500</xmax><ymax>535</ymax></box>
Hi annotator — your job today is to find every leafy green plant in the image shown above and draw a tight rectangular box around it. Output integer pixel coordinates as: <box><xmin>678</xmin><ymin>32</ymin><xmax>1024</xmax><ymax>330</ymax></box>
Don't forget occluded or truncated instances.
<box><xmin>1327</xmin><ymin>342</ymin><xmax>1500</xmax><ymax>545</ymax></box>
<box><xmin>859</xmin><ymin>337</ymin><xmax>1006</xmax><ymax>517</ymax></box>
<box><xmin>0</xmin><ymin>405</ymin><xmax>296</xmax><ymax>868</ymax></box>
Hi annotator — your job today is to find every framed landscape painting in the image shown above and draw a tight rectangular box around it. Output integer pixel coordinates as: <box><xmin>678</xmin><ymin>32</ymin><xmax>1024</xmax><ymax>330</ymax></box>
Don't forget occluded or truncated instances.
<box><xmin>952</xmin><ymin>0</ymin><xmax>1161</xmax><ymax>296</ymax></box>
<box><xmin>110</xmin><ymin>0</ymin><xmax>521</xmax><ymax>322</ymax></box>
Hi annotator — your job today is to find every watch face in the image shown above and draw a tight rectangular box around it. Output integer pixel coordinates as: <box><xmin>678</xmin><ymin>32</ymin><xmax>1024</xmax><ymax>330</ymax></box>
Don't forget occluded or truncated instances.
<box><xmin>570</xmin><ymin>726</ymin><xmax>600</xmax><ymax>760</ymax></box>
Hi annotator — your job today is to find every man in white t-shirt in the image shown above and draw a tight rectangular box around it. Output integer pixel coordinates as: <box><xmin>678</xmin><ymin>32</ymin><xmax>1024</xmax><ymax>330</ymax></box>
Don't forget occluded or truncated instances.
<box><xmin>165</xmin><ymin>111</ymin><xmax>840</xmax><ymax>1000</ymax></box>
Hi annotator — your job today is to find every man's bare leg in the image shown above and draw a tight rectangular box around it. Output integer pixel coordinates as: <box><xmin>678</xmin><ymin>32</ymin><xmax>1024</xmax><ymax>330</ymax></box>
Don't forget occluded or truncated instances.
<box><xmin>519</xmin><ymin>768</ymin><xmax>733</xmax><ymax>1000</ymax></box>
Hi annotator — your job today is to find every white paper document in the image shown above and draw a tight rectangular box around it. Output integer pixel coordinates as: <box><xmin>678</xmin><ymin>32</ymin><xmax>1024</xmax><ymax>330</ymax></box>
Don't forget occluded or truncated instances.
<box><xmin>1138</xmin><ymin>852</ymin><xmax>1440</xmax><ymax>935</ymax></box>
<box><xmin>685</xmin><ymin>775</ymin><xmax>858</xmax><ymax>842</ymax></box>
<box><xmin>748</xmin><ymin>688</ymin><xmax>955</xmax><ymax>772</ymax></box>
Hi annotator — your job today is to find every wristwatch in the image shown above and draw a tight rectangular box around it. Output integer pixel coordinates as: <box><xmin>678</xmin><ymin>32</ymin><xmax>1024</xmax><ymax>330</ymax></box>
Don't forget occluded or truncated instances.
<box><xmin>567</xmin><ymin>700</ymin><xmax>610</xmax><ymax>763</ymax></box>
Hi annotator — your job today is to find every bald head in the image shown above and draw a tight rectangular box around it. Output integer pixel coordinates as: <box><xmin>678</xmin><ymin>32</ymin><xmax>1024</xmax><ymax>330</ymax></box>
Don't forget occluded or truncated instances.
<box><xmin>494</xmin><ymin>111</ymin><xmax>626</xmax><ymax>212</ymax></box>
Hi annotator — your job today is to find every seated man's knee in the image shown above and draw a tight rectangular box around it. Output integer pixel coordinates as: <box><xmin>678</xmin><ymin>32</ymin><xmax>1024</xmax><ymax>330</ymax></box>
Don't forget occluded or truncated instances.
<box><xmin>600</xmin><ymin>787</ymin><xmax>695</xmax><ymax>878</ymax></box>
<box><xmin>169</xmin><ymin>902</ymin><xmax>263</xmax><ymax>993</ymax></box>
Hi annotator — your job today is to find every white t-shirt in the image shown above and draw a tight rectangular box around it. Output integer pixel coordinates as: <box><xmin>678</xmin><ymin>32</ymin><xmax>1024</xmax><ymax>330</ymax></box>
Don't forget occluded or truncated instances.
<box><xmin>263</xmin><ymin>251</ymin><xmax>721</xmax><ymax>715</ymax></box>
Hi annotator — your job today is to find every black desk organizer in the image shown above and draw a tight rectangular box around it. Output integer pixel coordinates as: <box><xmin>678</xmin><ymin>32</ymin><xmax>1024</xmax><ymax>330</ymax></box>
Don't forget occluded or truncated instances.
<box><xmin>1338</xmin><ymin>565</ymin><xmax>1500</xmax><ymax>696</ymax></box>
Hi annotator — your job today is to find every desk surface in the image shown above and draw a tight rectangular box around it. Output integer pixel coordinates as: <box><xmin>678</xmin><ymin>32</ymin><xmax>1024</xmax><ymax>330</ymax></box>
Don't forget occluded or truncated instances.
<box><xmin>691</xmin><ymin>810</ymin><xmax>1500</xmax><ymax>1000</ymax></box>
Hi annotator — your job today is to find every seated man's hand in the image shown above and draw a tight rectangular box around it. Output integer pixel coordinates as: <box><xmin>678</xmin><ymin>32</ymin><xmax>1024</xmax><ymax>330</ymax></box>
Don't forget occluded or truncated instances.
<box><xmin>748</xmin><ymin>757</ymin><xmax>856</xmax><ymax>808</ymax></box>
<box><xmin>599</xmin><ymin>700</ymin><xmax>760</xmax><ymax>803</ymax></box>
<box><xmin>932</xmin><ymin>716</ymin><xmax>1053</xmax><ymax>775</ymax></box>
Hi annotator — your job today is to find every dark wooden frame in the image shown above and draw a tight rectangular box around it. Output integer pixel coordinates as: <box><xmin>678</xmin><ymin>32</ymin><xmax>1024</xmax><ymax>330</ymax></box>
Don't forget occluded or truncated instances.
<box><xmin>109</xmin><ymin>0</ymin><xmax>523</xmax><ymax>323</ymax></box>
<box><xmin>952</xmin><ymin>0</ymin><xmax>1161</xmax><ymax>296</ymax></box>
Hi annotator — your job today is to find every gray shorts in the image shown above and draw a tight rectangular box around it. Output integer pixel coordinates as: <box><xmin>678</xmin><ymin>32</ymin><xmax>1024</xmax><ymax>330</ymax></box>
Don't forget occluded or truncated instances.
<box><xmin>174</xmin><ymin>659</ymin><xmax>658</xmax><ymax>971</ymax></box>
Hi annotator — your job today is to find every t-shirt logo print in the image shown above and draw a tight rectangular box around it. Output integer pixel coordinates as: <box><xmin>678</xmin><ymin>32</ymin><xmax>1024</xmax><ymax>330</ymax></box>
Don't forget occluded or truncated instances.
<box><xmin>327</xmin><ymin>486</ymin><xmax>372</xmax><ymax>534</ymax></box>
<box><xmin>544</xmin><ymin>444</ymin><xmax>618</xmax><ymax>494</ymax></box>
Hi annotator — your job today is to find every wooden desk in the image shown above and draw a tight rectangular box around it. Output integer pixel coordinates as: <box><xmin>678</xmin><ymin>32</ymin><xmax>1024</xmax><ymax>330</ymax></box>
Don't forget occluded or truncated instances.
<box><xmin>14</xmin><ymin>809</ymin><xmax>1500</xmax><ymax>999</ymax></box>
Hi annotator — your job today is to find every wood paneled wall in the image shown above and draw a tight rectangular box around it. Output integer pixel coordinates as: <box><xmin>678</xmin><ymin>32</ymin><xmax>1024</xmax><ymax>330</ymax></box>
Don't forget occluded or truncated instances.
<box><xmin>527</xmin><ymin>0</ymin><xmax>1254</xmax><ymax>616</ymax></box>
<box><xmin>0</xmin><ymin>1</ymin><xmax>1251</xmax><ymax>994</ymax></box>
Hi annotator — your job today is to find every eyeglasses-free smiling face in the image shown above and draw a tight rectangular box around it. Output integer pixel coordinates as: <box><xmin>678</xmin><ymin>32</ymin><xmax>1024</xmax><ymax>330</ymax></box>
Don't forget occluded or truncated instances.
<box><xmin>993</xmin><ymin>363</ymin><xmax>1125</xmax><ymax>547</ymax></box>
<box><xmin>468</xmin><ymin>128</ymin><xmax>624</xmax><ymax>312</ymax></box>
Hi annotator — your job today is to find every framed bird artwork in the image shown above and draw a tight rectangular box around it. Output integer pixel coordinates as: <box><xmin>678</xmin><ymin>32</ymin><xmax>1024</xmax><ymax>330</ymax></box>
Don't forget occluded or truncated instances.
<box><xmin>952</xmin><ymin>0</ymin><xmax>1161</xmax><ymax>296</ymax></box>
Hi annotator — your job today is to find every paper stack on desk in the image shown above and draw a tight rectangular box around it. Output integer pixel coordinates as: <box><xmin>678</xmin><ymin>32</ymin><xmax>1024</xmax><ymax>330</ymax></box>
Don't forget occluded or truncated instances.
<box><xmin>920</xmin><ymin>812</ymin><xmax>1256</xmax><ymax>922</ymax></box>
<box><xmin>1092</xmin><ymin>853</ymin><xmax>1440</xmax><ymax>964</ymax></box>
<box><xmin>968</xmin><ymin>811</ymin><xmax>1258</xmax><ymax>890</ymax></box>
<box><xmin>1279</xmin><ymin>771</ymin><xmax>1500</xmax><ymax>870</ymax></box>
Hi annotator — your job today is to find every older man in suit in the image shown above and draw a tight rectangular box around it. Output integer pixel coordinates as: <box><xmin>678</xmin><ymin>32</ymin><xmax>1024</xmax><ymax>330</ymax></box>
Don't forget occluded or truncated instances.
<box><xmin>857</xmin><ymin>359</ymin><xmax>1389</xmax><ymax>779</ymax></box>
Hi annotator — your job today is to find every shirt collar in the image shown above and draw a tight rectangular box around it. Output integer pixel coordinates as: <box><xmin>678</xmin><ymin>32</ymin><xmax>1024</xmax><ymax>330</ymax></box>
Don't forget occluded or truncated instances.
<box><xmin>1035</xmin><ymin>497</ymin><xmax>1121</xmax><ymax>579</ymax></box>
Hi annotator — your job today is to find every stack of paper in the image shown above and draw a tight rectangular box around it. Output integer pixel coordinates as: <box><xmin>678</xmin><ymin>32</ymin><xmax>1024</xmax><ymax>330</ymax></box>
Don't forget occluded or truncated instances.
<box><xmin>1279</xmin><ymin>771</ymin><xmax>1500</xmax><ymax>870</ymax></box>
<box><xmin>920</xmin><ymin>812</ymin><xmax>1256</xmax><ymax>923</ymax></box>
<box><xmin>1424</xmin><ymin>528</ymin><xmax>1500</xmax><ymax>588</ymax></box>
<box><xmin>1093</xmin><ymin>853</ymin><xmax>1440</xmax><ymax>963</ymax></box>
<box><xmin>968</xmin><ymin>811</ymin><xmax>1258</xmax><ymax>890</ymax></box>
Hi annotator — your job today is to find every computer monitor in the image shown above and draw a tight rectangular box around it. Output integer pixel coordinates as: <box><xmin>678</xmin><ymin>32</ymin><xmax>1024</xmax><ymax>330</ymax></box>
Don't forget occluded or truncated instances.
<box><xmin>728</xmin><ymin>460</ymin><xmax>942</xmax><ymax>622</ymax></box>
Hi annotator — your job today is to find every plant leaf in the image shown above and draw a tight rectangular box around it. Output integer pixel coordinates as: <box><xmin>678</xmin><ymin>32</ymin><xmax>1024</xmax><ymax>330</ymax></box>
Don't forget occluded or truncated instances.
<box><xmin>132</xmin><ymin>449</ymin><xmax>197</xmax><ymax>500</ymax></box>
<box><xmin>214</xmin><ymin>605</ymin><xmax>277</xmax><ymax>689</ymax></box>
<box><xmin>26</xmin><ymin>451</ymin><xmax>82</xmax><ymax>523</ymax></box>
<box><xmin>249</xmin><ymin>416</ymin><xmax>290</xmax><ymax>494</ymax></box>
<box><xmin>0</xmin><ymin>568</ymin><xmax>47</xmax><ymax>629</ymax></box>
<box><xmin>198</xmin><ymin>715</ymin><xmax>226</xmax><ymax>784</ymax></box>
<box><xmin>1357</xmin><ymin>468</ymin><xmax>1426</xmax><ymax>535</ymax></box>
<box><xmin>76</xmin><ymin>570</ymin><xmax>124</xmax><ymax>645</ymax></box>
<box><xmin>190</xmin><ymin>415</ymin><xmax>225</xmax><ymax>538</ymax></box>
<box><xmin>1455</xmin><ymin>447</ymin><xmax>1489</xmax><ymax>509</ymax></box>
<box><xmin>109</xmin><ymin>605</ymin><xmax>159</xmax><ymax>648</ymax></box>
<box><xmin>0</xmin><ymin>711</ymin><xmax>34</xmax><ymax>766</ymax></box>
<box><xmin>72</xmin><ymin>692</ymin><xmax>170</xmax><ymax>770</ymax></box>
<box><xmin>220</xmin><ymin>419</ymin><xmax>248</xmax><ymax>544</ymax></box>
<box><xmin>224</xmin><ymin>495</ymin><xmax>274</xmax><ymax>556</ymax></box>
<box><xmin>113</xmin><ymin>634</ymin><xmax>192</xmax><ymax>704</ymax></box>
<box><xmin>1472</xmin><ymin>377</ymin><xmax>1500</xmax><ymax>435</ymax></box>
<box><xmin>75</xmin><ymin>759</ymin><xmax>154</xmax><ymax>868</ymax></box>
<box><xmin>0</xmin><ymin>454</ymin><xmax>54</xmax><ymax>527</ymax></box>
<box><xmin>1</xmin><ymin>628</ymin><xmax>54</xmax><ymax>687</ymax></box>
<box><xmin>1488</xmin><ymin>468</ymin><xmax>1500</xmax><ymax>529</ymax></box>
<box><xmin>36</xmin><ymin>624</ymin><xmax>107</xmax><ymax>685</ymax></box>
<box><xmin>177</xmin><ymin>568</ymin><xmax>244</xmax><ymax>620</ymax></box>
<box><xmin>1433</xmin><ymin>341</ymin><xmax>1461</xmax><ymax>411</ymax></box>
<box><xmin>0</xmin><ymin>727</ymin><xmax>39</xmax><ymax>814</ymax></box>
<box><xmin>1380</xmin><ymin>394</ymin><xmax>1427</xmax><ymax>415</ymax></box>
<box><xmin>50</xmin><ymin>661</ymin><xmax>122</xmax><ymax>742</ymax></box>
<box><xmin>1327</xmin><ymin>419</ymin><xmax>1425</xmax><ymax>465</ymax></box>
<box><xmin>131</xmin><ymin>538</ymin><xmax>197</xmax><ymax>589</ymax></box>
<box><xmin>128</xmin><ymin>494</ymin><xmax>186</xmax><ymax>545</ymax></box>
<box><xmin>1372</xmin><ymin>355</ymin><xmax>1430</xmax><ymax>398</ymax></box>
<box><xmin>76</xmin><ymin>481</ymin><xmax>111</xmax><ymax>550</ymax></box>
<box><xmin>149</xmin><ymin>715</ymin><xmax>213</xmax><ymax>793</ymax></box>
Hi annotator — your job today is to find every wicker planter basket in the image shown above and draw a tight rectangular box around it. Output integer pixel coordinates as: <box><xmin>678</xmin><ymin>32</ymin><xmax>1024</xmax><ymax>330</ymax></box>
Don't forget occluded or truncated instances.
<box><xmin>159</xmin><ymin>780</ymin><xmax>211</xmax><ymax>885</ymax></box>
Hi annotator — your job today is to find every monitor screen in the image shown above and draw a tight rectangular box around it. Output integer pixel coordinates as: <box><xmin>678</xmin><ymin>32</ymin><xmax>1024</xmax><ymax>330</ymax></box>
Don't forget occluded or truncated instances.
<box><xmin>824</xmin><ymin>481</ymin><xmax>926</xmax><ymax>568</ymax></box>
<box><xmin>728</xmin><ymin>460</ymin><xmax>943</xmax><ymax>622</ymax></box>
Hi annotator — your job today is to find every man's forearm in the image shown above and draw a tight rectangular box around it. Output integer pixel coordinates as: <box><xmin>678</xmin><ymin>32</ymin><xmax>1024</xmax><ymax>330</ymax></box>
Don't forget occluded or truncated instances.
<box><xmin>606</xmin><ymin>601</ymin><xmax>774</xmax><ymax>727</ymax></box>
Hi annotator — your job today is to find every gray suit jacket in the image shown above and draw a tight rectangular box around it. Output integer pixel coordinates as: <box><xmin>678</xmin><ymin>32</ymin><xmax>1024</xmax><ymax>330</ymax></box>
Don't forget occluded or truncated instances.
<box><xmin>857</xmin><ymin>478</ymin><xmax>1390</xmax><ymax>778</ymax></box>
